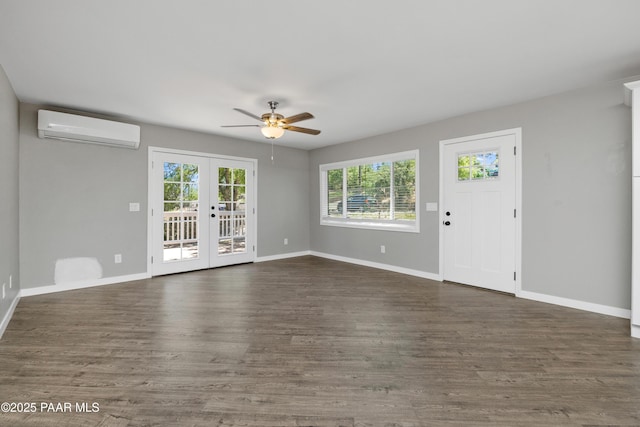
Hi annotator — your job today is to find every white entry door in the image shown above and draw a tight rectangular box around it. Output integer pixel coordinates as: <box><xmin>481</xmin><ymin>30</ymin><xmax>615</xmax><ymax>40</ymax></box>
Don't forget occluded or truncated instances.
<box><xmin>151</xmin><ymin>150</ymin><xmax>255</xmax><ymax>276</ymax></box>
<box><xmin>441</xmin><ymin>129</ymin><xmax>519</xmax><ymax>293</ymax></box>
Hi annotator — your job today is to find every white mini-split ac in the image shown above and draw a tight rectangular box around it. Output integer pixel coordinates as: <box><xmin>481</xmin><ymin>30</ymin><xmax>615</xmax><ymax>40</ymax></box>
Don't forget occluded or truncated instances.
<box><xmin>37</xmin><ymin>110</ymin><xmax>141</xmax><ymax>149</ymax></box>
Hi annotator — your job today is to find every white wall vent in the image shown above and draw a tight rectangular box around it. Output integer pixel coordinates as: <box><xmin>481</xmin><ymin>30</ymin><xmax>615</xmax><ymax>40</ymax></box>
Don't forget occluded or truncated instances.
<box><xmin>37</xmin><ymin>110</ymin><xmax>140</xmax><ymax>149</ymax></box>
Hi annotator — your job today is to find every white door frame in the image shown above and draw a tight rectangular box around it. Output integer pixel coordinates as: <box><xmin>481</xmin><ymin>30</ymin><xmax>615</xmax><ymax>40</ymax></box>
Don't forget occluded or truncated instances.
<box><xmin>147</xmin><ymin>146</ymin><xmax>258</xmax><ymax>276</ymax></box>
<box><xmin>438</xmin><ymin>128</ymin><xmax>522</xmax><ymax>296</ymax></box>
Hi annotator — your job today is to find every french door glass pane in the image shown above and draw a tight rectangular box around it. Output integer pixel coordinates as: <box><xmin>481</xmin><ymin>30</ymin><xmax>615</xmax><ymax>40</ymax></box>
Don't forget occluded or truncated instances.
<box><xmin>164</xmin><ymin>163</ymin><xmax>181</xmax><ymax>181</ymax></box>
<box><xmin>163</xmin><ymin>162</ymin><xmax>200</xmax><ymax>262</ymax></box>
<box><xmin>218</xmin><ymin>167</ymin><xmax>247</xmax><ymax>255</ymax></box>
<box><xmin>163</xmin><ymin>243</ymin><xmax>181</xmax><ymax>262</ymax></box>
<box><xmin>164</xmin><ymin>183</ymin><xmax>180</xmax><ymax>201</ymax></box>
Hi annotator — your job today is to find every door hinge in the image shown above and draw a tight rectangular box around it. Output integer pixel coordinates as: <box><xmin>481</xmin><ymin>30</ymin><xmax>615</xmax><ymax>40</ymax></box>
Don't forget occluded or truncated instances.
<box><xmin>514</xmin><ymin>146</ymin><xmax>516</xmax><ymax>156</ymax></box>
<box><xmin>253</xmin><ymin>245</ymin><xmax>255</xmax><ymax>252</ymax></box>
<box><xmin>253</xmin><ymin>207</ymin><xmax>255</xmax><ymax>214</ymax></box>
<box><xmin>151</xmin><ymin>208</ymin><xmax>154</xmax><ymax>216</ymax></box>
<box><xmin>514</xmin><ymin>209</ymin><xmax>516</xmax><ymax>218</ymax></box>
<box><xmin>514</xmin><ymin>271</ymin><xmax>516</xmax><ymax>281</ymax></box>
<box><xmin>151</xmin><ymin>256</ymin><xmax>154</xmax><ymax>264</ymax></box>
<box><xmin>253</xmin><ymin>170</ymin><xmax>255</xmax><ymax>177</ymax></box>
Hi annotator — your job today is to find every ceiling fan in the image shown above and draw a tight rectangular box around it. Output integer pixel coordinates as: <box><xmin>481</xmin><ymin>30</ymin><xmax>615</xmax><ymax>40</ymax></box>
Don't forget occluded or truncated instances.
<box><xmin>222</xmin><ymin>101</ymin><xmax>321</xmax><ymax>139</ymax></box>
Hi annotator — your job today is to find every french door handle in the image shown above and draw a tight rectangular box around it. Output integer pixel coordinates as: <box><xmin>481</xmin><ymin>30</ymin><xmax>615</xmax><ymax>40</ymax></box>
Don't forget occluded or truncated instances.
<box><xmin>211</xmin><ymin>213</ymin><xmax>216</xmax><ymax>218</ymax></box>
<box><xmin>443</xmin><ymin>221</ymin><xmax>451</xmax><ymax>226</ymax></box>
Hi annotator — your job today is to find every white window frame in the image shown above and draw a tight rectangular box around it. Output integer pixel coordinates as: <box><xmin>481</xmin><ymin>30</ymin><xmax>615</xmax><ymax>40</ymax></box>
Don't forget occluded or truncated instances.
<box><xmin>319</xmin><ymin>150</ymin><xmax>419</xmax><ymax>233</ymax></box>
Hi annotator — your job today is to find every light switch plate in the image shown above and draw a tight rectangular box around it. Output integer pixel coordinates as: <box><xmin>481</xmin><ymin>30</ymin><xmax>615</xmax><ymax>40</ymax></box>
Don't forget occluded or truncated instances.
<box><xmin>426</xmin><ymin>202</ymin><xmax>438</xmax><ymax>212</ymax></box>
<box><xmin>129</xmin><ymin>202</ymin><xmax>140</xmax><ymax>212</ymax></box>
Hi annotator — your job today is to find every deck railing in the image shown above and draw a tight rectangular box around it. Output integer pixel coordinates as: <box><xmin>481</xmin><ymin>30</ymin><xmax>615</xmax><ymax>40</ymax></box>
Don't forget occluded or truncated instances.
<box><xmin>164</xmin><ymin>211</ymin><xmax>246</xmax><ymax>242</ymax></box>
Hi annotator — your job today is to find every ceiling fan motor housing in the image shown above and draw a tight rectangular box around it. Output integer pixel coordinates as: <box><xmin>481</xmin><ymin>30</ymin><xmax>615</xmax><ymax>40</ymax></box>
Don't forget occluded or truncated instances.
<box><xmin>262</xmin><ymin>113</ymin><xmax>284</xmax><ymax>126</ymax></box>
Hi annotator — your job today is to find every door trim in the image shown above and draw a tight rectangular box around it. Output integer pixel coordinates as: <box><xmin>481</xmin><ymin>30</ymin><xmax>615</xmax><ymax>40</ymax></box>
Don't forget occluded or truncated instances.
<box><xmin>147</xmin><ymin>146</ymin><xmax>258</xmax><ymax>276</ymax></box>
<box><xmin>438</xmin><ymin>128</ymin><xmax>522</xmax><ymax>296</ymax></box>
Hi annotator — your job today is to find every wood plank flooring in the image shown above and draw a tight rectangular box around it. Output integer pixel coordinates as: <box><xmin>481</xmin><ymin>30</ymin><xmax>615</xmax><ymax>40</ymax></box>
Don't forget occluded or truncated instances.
<box><xmin>1</xmin><ymin>255</ymin><xmax>639</xmax><ymax>426</ymax></box>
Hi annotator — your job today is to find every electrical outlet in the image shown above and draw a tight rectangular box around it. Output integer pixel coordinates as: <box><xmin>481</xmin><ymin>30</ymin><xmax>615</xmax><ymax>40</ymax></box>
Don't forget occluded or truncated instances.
<box><xmin>284</xmin><ymin>238</ymin><xmax>288</xmax><ymax>246</ymax></box>
<box><xmin>380</xmin><ymin>245</ymin><xmax>386</xmax><ymax>254</ymax></box>
<box><xmin>114</xmin><ymin>254</ymin><xmax>122</xmax><ymax>264</ymax></box>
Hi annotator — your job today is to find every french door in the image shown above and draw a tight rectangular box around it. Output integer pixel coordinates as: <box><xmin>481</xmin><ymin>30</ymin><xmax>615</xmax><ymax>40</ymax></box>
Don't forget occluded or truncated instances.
<box><xmin>211</xmin><ymin>159</ymin><xmax>254</xmax><ymax>267</ymax></box>
<box><xmin>441</xmin><ymin>129</ymin><xmax>520</xmax><ymax>293</ymax></box>
<box><xmin>150</xmin><ymin>149</ymin><xmax>255</xmax><ymax>276</ymax></box>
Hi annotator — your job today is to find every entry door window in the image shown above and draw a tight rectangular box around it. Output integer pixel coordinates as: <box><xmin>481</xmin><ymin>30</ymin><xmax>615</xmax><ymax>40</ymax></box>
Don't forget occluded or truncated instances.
<box><xmin>163</xmin><ymin>162</ymin><xmax>200</xmax><ymax>261</ymax></box>
<box><xmin>457</xmin><ymin>151</ymin><xmax>500</xmax><ymax>181</ymax></box>
<box><xmin>218</xmin><ymin>167</ymin><xmax>247</xmax><ymax>255</ymax></box>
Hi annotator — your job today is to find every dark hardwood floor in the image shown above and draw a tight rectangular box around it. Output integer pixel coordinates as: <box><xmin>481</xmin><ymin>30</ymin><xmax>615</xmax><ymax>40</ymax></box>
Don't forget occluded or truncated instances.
<box><xmin>1</xmin><ymin>256</ymin><xmax>639</xmax><ymax>426</ymax></box>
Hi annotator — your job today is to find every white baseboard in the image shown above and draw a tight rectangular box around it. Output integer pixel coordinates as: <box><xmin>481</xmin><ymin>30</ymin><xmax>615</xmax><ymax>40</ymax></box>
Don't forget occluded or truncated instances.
<box><xmin>632</xmin><ymin>324</ymin><xmax>640</xmax><ymax>339</ymax></box>
<box><xmin>310</xmin><ymin>251</ymin><xmax>442</xmax><ymax>281</ymax></box>
<box><xmin>0</xmin><ymin>293</ymin><xmax>21</xmax><ymax>339</ymax></box>
<box><xmin>20</xmin><ymin>272</ymin><xmax>151</xmax><ymax>297</ymax></box>
<box><xmin>256</xmin><ymin>251</ymin><xmax>312</xmax><ymax>263</ymax></box>
<box><xmin>519</xmin><ymin>290</ymin><xmax>631</xmax><ymax>319</ymax></box>
<box><xmin>307</xmin><ymin>252</ymin><xmax>630</xmax><ymax>320</ymax></box>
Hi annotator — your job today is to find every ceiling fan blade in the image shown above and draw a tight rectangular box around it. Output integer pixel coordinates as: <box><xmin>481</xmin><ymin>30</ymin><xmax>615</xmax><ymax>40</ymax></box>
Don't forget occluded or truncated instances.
<box><xmin>281</xmin><ymin>112</ymin><xmax>314</xmax><ymax>124</ymax></box>
<box><xmin>283</xmin><ymin>125</ymin><xmax>321</xmax><ymax>135</ymax></box>
<box><xmin>233</xmin><ymin>108</ymin><xmax>263</xmax><ymax>121</ymax></box>
<box><xmin>221</xmin><ymin>124</ymin><xmax>261</xmax><ymax>128</ymax></box>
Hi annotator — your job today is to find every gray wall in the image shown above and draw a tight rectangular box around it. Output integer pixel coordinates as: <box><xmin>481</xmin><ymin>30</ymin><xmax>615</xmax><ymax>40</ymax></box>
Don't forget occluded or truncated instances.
<box><xmin>14</xmin><ymin>75</ymin><xmax>636</xmax><ymax>312</ymax></box>
<box><xmin>309</xmin><ymin>76</ymin><xmax>634</xmax><ymax>311</ymax></box>
<box><xmin>19</xmin><ymin>103</ymin><xmax>310</xmax><ymax>289</ymax></box>
<box><xmin>0</xmin><ymin>65</ymin><xmax>20</xmax><ymax>322</ymax></box>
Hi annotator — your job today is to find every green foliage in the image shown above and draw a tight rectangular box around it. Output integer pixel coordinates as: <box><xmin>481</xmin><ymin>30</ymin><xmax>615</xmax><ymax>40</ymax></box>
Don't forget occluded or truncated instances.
<box><xmin>218</xmin><ymin>167</ymin><xmax>246</xmax><ymax>211</ymax></box>
<box><xmin>457</xmin><ymin>152</ymin><xmax>499</xmax><ymax>181</ymax></box>
<box><xmin>327</xmin><ymin>169</ymin><xmax>343</xmax><ymax>191</ymax></box>
<box><xmin>163</xmin><ymin>163</ymin><xmax>199</xmax><ymax>211</ymax></box>
<box><xmin>393</xmin><ymin>159</ymin><xmax>415</xmax><ymax>211</ymax></box>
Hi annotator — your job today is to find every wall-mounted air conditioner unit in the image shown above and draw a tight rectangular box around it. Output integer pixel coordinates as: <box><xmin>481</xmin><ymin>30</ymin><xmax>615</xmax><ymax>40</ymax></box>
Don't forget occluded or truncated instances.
<box><xmin>37</xmin><ymin>110</ymin><xmax>141</xmax><ymax>149</ymax></box>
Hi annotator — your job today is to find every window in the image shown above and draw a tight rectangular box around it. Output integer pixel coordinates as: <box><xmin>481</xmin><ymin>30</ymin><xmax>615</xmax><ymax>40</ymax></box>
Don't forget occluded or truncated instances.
<box><xmin>320</xmin><ymin>150</ymin><xmax>419</xmax><ymax>232</ymax></box>
<box><xmin>457</xmin><ymin>151</ymin><xmax>499</xmax><ymax>181</ymax></box>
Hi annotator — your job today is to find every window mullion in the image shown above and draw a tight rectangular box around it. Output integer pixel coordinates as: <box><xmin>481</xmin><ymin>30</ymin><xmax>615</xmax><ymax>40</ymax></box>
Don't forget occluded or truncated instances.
<box><xmin>342</xmin><ymin>167</ymin><xmax>348</xmax><ymax>218</ymax></box>
<box><xmin>321</xmin><ymin>169</ymin><xmax>327</xmax><ymax>217</ymax></box>
<box><xmin>390</xmin><ymin>162</ymin><xmax>395</xmax><ymax>220</ymax></box>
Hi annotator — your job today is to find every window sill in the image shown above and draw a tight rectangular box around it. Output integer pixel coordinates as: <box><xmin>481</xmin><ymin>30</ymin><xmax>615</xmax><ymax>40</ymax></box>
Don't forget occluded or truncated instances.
<box><xmin>320</xmin><ymin>217</ymin><xmax>419</xmax><ymax>233</ymax></box>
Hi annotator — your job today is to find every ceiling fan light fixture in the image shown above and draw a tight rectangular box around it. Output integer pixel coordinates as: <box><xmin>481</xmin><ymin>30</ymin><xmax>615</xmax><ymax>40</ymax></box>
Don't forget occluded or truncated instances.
<box><xmin>223</xmin><ymin>101</ymin><xmax>320</xmax><ymax>139</ymax></box>
<box><xmin>261</xmin><ymin>126</ymin><xmax>285</xmax><ymax>139</ymax></box>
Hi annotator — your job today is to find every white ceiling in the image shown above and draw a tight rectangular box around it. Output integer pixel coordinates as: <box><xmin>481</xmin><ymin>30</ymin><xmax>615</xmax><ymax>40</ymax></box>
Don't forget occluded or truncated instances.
<box><xmin>2</xmin><ymin>0</ymin><xmax>640</xmax><ymax>150</ymax></box>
